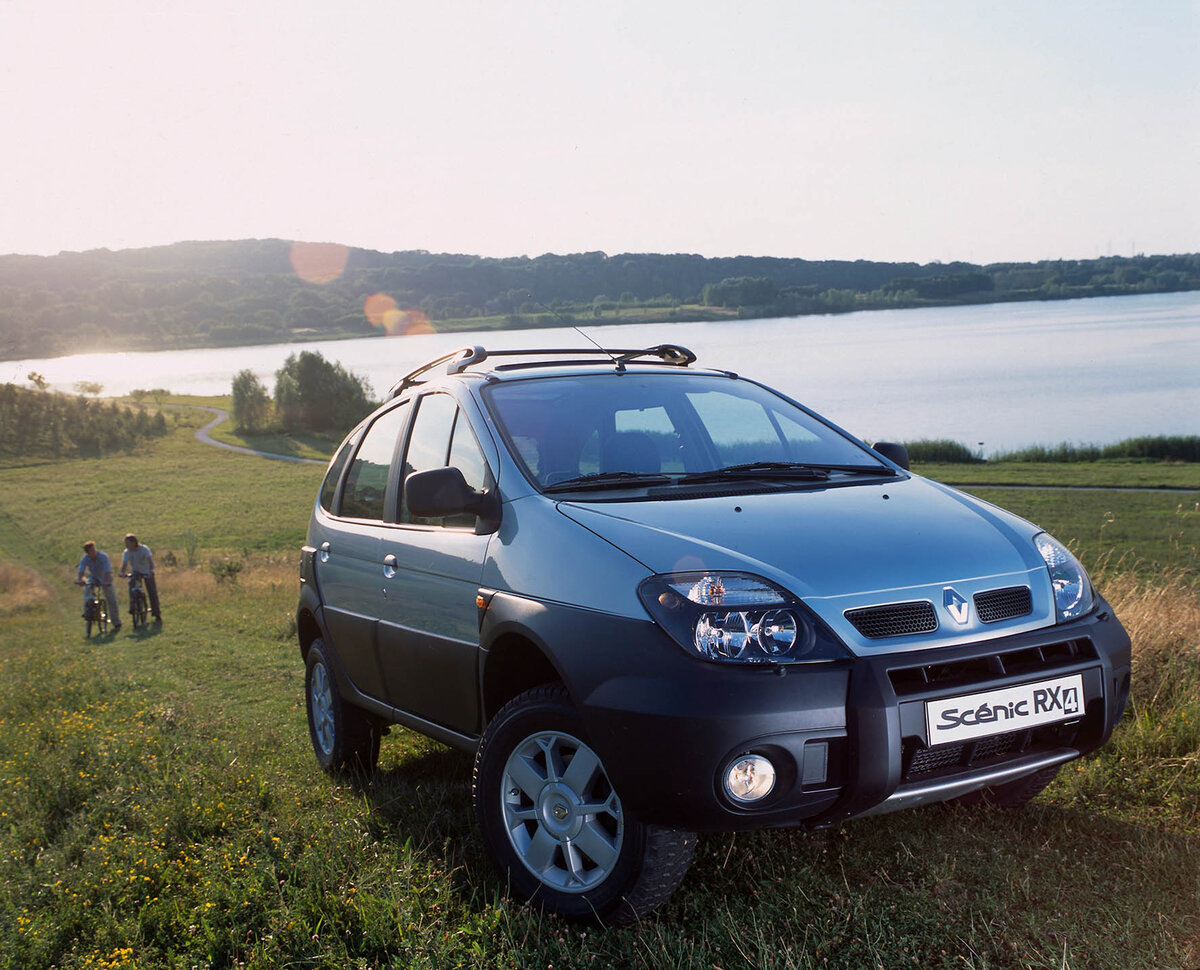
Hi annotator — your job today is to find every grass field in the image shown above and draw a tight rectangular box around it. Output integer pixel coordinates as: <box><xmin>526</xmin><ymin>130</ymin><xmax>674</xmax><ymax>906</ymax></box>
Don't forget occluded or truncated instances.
<box><xmin>915</xmin><ymin>460</ymin><xmax>1200</xmax><ymax>491</ymax></box>
<box><xmin>1</xmin><ymin>405</ymin><xmax>1197</xmax><ymax>969</ymax></box>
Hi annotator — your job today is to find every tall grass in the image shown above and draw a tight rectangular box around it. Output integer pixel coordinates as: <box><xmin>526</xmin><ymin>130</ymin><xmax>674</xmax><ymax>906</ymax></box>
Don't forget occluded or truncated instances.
<box><xmin>902</xmin><ymin>439</ymin><xmax>984</xmax><ymax>463</ymax></box>
<box><xmin>0</xmin><ymin>562</ymin><xmax>53</xmax><ymax>615</ymax></box>
<box><xmin>994</xmin><ymin>436</ymin><xmax>1200</xmax><ymax>463</ymax></box>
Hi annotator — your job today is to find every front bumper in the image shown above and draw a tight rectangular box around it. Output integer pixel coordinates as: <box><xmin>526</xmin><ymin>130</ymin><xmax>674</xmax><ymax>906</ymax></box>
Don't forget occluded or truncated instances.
<box><xmin>526</xmin><ymin>598</ymin><xmax>1131</xmax><ymax>831</ymax></box>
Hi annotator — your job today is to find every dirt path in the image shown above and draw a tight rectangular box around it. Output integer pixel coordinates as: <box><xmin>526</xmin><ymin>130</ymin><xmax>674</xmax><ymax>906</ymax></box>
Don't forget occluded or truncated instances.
<box><xmin>191</xmin><ymin>407</ymin><xmax>326</xmax><ymax>465</ymax></box>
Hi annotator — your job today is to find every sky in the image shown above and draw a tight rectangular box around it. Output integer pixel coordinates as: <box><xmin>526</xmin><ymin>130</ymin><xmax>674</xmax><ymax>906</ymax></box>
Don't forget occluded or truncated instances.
<box><xmin>2</xmin><ymin>0</ymin><xmax>1197</xmax><ymax>265</ymax></box>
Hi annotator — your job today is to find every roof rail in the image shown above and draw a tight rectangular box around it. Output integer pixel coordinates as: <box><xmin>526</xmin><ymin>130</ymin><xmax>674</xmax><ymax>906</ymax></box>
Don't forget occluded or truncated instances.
<box><xmin>387</xmin><ymin>343</ymin><xmax>696</xmax><ymax>398</ymax></box>
<box><xmin>387</xmin><ymin>345</ymin><xmax>486</xmax><ymax>398</ymax></box>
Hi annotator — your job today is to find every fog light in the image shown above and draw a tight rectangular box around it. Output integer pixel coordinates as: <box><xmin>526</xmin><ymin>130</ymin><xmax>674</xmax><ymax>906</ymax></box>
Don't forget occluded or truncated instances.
<box><xmin>723</xmin><ymin>754</ymin><xmax>776</xmax><ymax>803</ymax></box>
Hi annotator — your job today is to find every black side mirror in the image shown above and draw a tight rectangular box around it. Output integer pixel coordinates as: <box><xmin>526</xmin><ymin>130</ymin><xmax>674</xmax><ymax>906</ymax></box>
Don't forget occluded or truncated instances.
<box><xmin>405</xmin><ymin>467</ymin><xmax>500</xmax><ymax>532</ymax></box>
<box><xmin>871</xmin><ymin>441</ymin><xmax>910</xmax><ymax>471</ymax></box>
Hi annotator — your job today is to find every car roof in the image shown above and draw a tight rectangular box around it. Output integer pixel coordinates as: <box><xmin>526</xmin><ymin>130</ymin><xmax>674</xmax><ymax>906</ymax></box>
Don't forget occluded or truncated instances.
<box><xmin>386</xmin><ymin>343</ymin><xmax>710</xmax><ymax>399</ymax></box>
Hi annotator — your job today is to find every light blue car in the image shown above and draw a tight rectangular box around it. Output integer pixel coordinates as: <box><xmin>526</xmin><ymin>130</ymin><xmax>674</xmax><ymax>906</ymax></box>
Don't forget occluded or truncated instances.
<box><xmin>298</xmin><ymin>343</ymin><xmax>1131</xmax><ymax>925</ymax></box>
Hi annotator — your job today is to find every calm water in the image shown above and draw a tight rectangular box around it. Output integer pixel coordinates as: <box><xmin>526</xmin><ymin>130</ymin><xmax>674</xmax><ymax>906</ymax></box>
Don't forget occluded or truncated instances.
<box><xmin>5</xmin><ymin>291</ymin><xmax>1198</xmax><ymax>456</ymax></box>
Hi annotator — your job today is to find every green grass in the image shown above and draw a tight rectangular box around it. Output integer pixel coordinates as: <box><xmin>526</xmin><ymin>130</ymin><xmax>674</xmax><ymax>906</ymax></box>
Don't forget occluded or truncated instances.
<box><xmin>915</xmin><ymin>460</ymin><xmax>1200</xmax><ymax>491</ymax></box>
<box><xmin>1</xmin><ymin>406</ymin><xmax>1197</xmax><ymax>969</ymax></box>
<box><xmin>206</xmin><ymin>422</ymin><xmax>340</xmax><ymax>463</ymax></box>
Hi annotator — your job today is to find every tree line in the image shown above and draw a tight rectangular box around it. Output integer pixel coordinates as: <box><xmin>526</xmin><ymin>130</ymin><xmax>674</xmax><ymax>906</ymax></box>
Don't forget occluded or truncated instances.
<box><xmin>0</xmin><ymin>384</ymin><xmax>169</xmax><ymax>459</ymax></box>
<box><xmin>1</xmin><ymin>240</ymin><xmax>1197</xmax><ymax>360</ymax></box>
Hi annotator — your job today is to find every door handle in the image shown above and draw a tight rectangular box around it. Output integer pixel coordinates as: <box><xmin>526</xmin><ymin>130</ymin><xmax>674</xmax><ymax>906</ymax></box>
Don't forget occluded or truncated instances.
<box><xmin>319</xmin><ymin>541</ymin><xmax>331</xmax><ymax>563</ymax></box>
<box><xmin>382</xmin><ymin>553</ymin><xmax>397</xmax><ymax>579</ymax></box>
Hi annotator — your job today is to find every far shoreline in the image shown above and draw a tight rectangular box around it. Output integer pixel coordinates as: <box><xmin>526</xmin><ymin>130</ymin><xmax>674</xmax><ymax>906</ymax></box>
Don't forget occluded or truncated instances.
<box><xmin>5</xmin><ymin>287</ymin><xmax>1198</xmax><ymax>366</ymax></box>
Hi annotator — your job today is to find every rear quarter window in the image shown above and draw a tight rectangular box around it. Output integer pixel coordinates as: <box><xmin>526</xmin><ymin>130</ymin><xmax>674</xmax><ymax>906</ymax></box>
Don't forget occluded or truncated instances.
<box><xmin>319</xmin><ymin>436</ymin><xmax>358</xmax><ymax>512</ymax></box>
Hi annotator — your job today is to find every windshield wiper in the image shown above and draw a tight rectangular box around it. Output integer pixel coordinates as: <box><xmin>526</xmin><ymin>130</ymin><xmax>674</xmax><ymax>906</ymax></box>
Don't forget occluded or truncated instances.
<box><xmin>543</xmin><ymin>471</ymin><xmax>672</xmax><ymax>493</ymax></box>
<box><xmin>674</xmin><ymin>461</ymin><xmax>831</xmax><ymax>485</ymax></box>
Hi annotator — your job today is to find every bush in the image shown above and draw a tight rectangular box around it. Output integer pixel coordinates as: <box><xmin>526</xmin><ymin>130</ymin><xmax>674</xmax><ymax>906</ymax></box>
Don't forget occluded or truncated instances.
<box><xmin>273</xmin><ymin>351</ymin><xmax>374</xmax><ymax>434</ymax></box>
<box><xmin>231</xmin><ymin>370</ymin><xmax>272</xmax><ymax>432</ymax></box>
<box><xmin>208</xmin><ymin>557</ymin><xmax>244</xmax><ymax>585</ymax></box>
<box><xmin>902</xmin><ymin>439</ymin><xmax>983</xmax><ymax>463</ymax></box>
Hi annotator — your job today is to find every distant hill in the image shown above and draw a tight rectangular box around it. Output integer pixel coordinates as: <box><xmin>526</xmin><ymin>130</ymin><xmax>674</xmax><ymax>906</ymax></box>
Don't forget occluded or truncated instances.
<box><xmin>1</xmin><ymin>240</ymin><xmax>1197</xmax><ymax>360</ymax></box>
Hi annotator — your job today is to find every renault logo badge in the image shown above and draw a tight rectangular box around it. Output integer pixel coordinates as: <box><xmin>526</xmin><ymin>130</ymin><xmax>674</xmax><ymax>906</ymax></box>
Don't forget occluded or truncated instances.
<box><xmin>943</xmin><ymin>587</ymin><xmax>970</xmax><ymax>625</ymax></box>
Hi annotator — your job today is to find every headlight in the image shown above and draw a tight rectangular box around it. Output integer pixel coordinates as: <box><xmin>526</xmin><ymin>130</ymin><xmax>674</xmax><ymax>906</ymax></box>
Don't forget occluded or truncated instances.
<box><xmin>637</xmin><ymin>571</ymin><xmax>850</xmax><ymax>665</ymax></box>
<box><xmin>1034</xmin><ymin>533</ymin><xmax>1095</xmax><ymax>622</ymax></box>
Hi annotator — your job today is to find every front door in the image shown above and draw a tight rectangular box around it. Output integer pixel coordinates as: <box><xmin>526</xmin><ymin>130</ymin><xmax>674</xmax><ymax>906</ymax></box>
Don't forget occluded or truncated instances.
<box><xmin>376</xmin><ymin>392</ymin><xmax>495</xmax><ymax>734</ymax></box>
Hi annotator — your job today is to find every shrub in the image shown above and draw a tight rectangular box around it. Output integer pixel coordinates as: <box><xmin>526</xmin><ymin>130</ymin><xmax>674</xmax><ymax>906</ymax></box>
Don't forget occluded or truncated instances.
<box><xmin>273</xmin><ymin>351</ymin><xmax>374</xmax><ymax>434</ymax></box>
<box><xmin>902</xmin><ymin>439</ymin><xmax>983</xmax><ymax>463</ymax></box>
<box><xmin>231</xmin><ymin>370</ymin><xmax>272</xmax><ymax>432</ymax></box>
<box><xmin>208</xmin><ymin>557</ymin><xmax>245</xmax><ymax>585</ymax></box>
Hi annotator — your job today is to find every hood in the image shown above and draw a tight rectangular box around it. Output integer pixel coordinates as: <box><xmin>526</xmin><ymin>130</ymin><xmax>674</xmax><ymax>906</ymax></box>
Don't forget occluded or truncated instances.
<box><xmin>557</xmin><ymin>476</ymin><xmax>1055</xmax><ymax>652</ymax></box>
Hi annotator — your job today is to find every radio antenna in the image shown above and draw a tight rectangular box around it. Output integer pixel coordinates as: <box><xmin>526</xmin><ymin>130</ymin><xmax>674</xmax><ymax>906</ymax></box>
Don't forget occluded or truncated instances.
<box><xmin>573</xmin><ymin>326</ymin><xmax>624</xmax><ymax>371</ymax></box>
<box><xmin>528</xmin><ymin>294</ymin><xmax>623</xmax><ymax>371</ymax></box>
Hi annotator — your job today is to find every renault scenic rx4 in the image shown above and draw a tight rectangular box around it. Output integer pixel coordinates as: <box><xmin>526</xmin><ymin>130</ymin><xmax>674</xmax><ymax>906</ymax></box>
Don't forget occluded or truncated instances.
<box><xmin>297</xmin><ymin>343</ymin><xmax>1131</xmax><ymax>925</ymax></box>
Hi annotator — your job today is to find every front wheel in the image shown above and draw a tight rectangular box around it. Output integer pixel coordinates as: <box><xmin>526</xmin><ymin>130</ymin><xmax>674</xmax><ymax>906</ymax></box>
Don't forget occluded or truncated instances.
<box><xmin>305</xmin><ymin>638</ymin><xmax>380</xmax><ymax>776</ymax></box>
<box><xmin>473</xmin><ymin>684</ymin><xmax>695</xmax><ymax>926</ymax></box>
<box><xmin>130</xmin><ymin>590</ymin><xmax>148</xmax><ymax>629</ymax></box>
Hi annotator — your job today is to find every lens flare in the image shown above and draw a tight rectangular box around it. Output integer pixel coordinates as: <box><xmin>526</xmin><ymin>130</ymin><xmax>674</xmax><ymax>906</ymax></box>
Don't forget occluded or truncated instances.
<box><xmin>364</xmin><ymin>292</ymin><xmax>396</xmax><ymax>327</ymax></box>
<box><xmin>290</xmin><ymin>241</ymin><xmax>349</xmax><ymax>284</ymax></box>
<box><xmin>364</xmin><ymin>293</ymin><xmax>434</xmax><ymax>336</ymax></box>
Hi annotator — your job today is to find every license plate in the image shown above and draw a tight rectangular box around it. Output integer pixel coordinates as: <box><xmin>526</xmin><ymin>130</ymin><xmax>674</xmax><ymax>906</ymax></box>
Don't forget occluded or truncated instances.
<box><xmin>925</xmin><ymin>674</ymin><xmax>1085</xmax><ymax>746</ymax></box>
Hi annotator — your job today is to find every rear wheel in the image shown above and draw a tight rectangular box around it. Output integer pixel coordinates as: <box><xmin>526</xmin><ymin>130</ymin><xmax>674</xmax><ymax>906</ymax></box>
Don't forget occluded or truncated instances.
<box><xmin>473</xmin><ymin>684</ymin><xmax>695</xmax><ymax>925</ymax></box>
<box><xmin>305</xmin><ymin>638</ymin><xmax>381</xmax><ymax>776</ymax></box>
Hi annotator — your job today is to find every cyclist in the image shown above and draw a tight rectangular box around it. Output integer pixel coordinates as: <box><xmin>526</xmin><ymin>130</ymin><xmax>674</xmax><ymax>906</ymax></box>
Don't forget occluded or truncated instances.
<box><xmin>119</xmin><ymin>533</ymin><xmax>161</xmax><ymax>622</ymax></box>
<box><xmin>76</xmin><ymin>541</ymin><xmax>121</xmax><ymax>632</ymax></box>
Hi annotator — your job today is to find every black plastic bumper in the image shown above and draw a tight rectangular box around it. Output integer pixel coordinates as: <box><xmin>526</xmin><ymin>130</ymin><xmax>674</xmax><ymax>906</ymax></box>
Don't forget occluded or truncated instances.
<box><xmin>517</xmin><ymin>597</ymin><xmax>1131</xmax><ymax>832</ymax></box>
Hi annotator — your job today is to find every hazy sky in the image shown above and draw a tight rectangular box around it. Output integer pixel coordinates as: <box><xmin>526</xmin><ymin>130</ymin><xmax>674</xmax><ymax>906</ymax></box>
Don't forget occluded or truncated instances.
<box><xmin>2</xmin><ymin>0</ymin><xmax>1197</xmax><ymax>264</ymax></box>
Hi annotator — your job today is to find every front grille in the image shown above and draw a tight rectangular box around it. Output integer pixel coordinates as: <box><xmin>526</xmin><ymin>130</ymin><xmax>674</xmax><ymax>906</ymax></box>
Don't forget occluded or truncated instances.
<box><xmin>906</xmin><ymin>730</ymin><xmax>1027</xmax><ymax>778</ymax></box>
<box><xmin>902</xmin><ymin>729</ymin><xmax>1036</xmax><ymax>782</ymax></box>
<box><xmin>975</xmin><ymin>586</ymin><xmax>1033</xmax><ymax>624</ymax></box>
<box><xmin>845</xmin><ymin>601</ymin><xmax>937</xmax><ymax>639</ymax></box>
<box><xmin>888</xmin><ymin>637</ymin><xmax>1097</xmax><ymax>697</ymax></box>
<box><xmin>902</xmin><ymin>717</ymin><xmax>1086</xmax><ymax>782</ymax></box>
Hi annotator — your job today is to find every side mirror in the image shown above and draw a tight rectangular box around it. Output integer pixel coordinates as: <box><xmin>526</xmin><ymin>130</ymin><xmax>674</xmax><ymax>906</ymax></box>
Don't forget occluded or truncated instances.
<box><xmin>871</xmin><ymin>441</ymin><xmax>910</xmax><ymax>471</ymax></box>
<box><xmin>405</xmin><ymin>467</ymin><xmax>500</xmax><ymax>532</ymax></box>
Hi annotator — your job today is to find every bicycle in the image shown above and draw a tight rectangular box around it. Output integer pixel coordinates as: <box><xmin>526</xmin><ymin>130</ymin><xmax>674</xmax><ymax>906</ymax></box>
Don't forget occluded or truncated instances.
<box><xmin>81</xmin><ymin>582</ymin><xmax>109</xmax><ymax>638</ymax></box>
<box><xmin>127</xmin><ymin>571</ymin><xmax>149</xmax><ymax>629</ymax></box>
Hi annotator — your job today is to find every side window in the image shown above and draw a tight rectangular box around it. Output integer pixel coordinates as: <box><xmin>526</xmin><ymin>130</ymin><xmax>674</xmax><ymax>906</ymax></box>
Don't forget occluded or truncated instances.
<box><xmin>401</xmin><ymin>394</ymin><xmax>492</xmax><ymax>528</ymax></box>
<box><xmin>445</xmin><ymin>411</ymin><xmax>492</xmax><ymax>529</ymax></box>
<box><xmin>400</xmin><ymin>394</ymin><xmax>459</xmax><ymax>526</ymax></box>
<box><xmin>340</xmin><ymin>405</ymin><xmax>409</xmax><ymax>520</ymax></box>
<box><xmin>319</xmin><ymin>434</ymin><xmax>358</xmax><ymax>512</ymax></box>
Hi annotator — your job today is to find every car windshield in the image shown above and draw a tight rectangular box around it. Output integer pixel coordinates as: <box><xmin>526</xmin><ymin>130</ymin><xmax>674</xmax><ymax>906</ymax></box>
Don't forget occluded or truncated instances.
<box><xmin>485</xmin><ymin>373</ymin><xmax>885</xmax><ymax>491</ymax></box>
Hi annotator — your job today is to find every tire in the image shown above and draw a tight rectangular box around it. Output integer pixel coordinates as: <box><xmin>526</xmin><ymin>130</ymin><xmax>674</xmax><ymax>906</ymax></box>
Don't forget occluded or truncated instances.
<box><xmin>473</xmin><ymin>684</ymin><xmax>696</xmax><ymax>926</ymax></box>
<box><xmin>305</xmin><ymin>638</ymin><xmax>380</xmax><ymax>776</ymax></box>
<box><xmin>954</xmin><ymin>764</ymin><xmax>1062</xmax><ymax>808</ymax></box>
<box><xmin>130</xmin><ymin>590</ymin><xmax>148</xmax><ymax>629</ymax></box>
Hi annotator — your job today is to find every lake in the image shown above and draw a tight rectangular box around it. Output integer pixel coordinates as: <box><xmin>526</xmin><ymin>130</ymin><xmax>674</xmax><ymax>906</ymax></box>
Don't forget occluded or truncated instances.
<box><xmin>4</xmin><ymin>291</ymin><xmax>1197</xmax><ymax>456</ymax></box>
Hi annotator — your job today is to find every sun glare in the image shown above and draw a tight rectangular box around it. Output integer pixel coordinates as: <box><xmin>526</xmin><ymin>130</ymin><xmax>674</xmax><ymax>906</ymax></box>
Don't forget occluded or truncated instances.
<box><xmin>289</xmin><ymin>242</ymin><xmax>349</xmax><ymax>284</ymax></box>
<box><xmin>363</xmin><ymin>293</ymin><xmax>433</xmax><ymax>336</ymax></box>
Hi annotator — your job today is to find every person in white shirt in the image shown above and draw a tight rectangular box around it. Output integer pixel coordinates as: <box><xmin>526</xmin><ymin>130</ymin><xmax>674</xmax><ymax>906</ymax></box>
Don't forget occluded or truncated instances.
<box><xmin>76</xmin><ymin>540</ymin><xmax>121</xmax><ymax>631</ymax></box>
<box><xmin>119</xmin><ymin>533</ymin><xmax>161</xmax><ymax>622</ymax></box>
